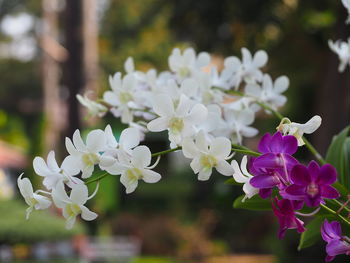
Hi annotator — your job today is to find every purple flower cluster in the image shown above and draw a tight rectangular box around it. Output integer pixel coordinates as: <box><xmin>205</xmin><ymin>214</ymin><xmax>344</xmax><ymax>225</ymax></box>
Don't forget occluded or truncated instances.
<box><xmin>321</xmin><ymin>220</ymin><xmax>350</xmax><ymax>262</ymax></box>
<box><xmin>248</xmin><ymin>132</ymin><xmax>340</xmax><ymax>239</ymax></box>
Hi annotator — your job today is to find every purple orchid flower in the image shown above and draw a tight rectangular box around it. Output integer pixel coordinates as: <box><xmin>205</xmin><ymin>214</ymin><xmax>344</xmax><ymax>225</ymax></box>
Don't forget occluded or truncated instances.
<box><xmin>250</xmin><ymin>132</ymin><xmax>299</xmax><ymax>197</ymax></box>
<box><xmin>272</xmin><ymin>198</ymin><xmax>305</xmax><ymax>239</ymax></box>
<box><xmin>284</xmin><ymin>161</ymin><xmax>339</xmax><ymax>207</ymax></box>
<box><xmin>321</xmin><ymin>219</ymin><xmax>350</xmax><ymax>262</ymax></box>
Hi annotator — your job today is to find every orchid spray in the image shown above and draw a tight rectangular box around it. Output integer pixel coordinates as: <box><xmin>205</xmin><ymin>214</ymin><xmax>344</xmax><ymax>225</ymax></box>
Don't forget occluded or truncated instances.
<box><xmin>16</xmin><ymin>2</ymin><xmax>350</xmax><ymax>261</ymax></box>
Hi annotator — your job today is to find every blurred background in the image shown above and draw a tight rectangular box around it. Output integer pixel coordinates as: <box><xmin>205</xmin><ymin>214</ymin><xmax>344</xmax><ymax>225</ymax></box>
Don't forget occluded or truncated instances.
<box><xmin>0</xmin><ymin>0</ymin><xmax>349</xmax><ymax>262</ymax></box>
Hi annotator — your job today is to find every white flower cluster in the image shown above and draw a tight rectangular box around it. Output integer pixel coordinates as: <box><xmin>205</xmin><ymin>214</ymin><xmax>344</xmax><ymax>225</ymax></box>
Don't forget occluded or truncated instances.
<box><xmin>79</xmin><ymin>47</ymin><xmax>289</xmax><ymax>146</ymax></box>
<box><xmin>17</xmin><ymin>125</ymin><xmax>161</xmax><ymax>229</ymax></box>
<box><xmin>19</xmin><ymin>47</ymin><xmax>294</xmax><ymax>228</ymax></box>
<box><xmin>328</xmin><ymin>0</ymin><xmax>350</xmax><ymax>72</ymax></box>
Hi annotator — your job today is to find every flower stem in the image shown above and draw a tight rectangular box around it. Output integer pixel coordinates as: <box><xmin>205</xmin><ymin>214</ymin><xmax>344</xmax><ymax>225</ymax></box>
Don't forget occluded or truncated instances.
<box><xmin>320</xmin><ymin>204</ymin><xmax>350</xmax><ymax>226</ymax></box>
<box><xmin>231</xmin><ymin>148</ymin><xmax>261</xmax><ymax>157</ymax></box>
<box><xmin>151</xmin><ymin>146</ymin><xmax>181</xmax><ymax>157</ymax></box>
<box><xmin>85</xmin><ymin>172</ymin><xmax>109</xmax><ymax>185</ymax></box>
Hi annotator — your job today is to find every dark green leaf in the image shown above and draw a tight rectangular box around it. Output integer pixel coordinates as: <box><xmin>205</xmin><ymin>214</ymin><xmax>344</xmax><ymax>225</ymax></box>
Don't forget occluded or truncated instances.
<box><xmin>225</xmin><ymin>178</ymin><xmax>243</xmax><ymax>186</ymax></box>
<box><xmin>298</xmin><ymin>216</ymin><xmax>324</xmax><ymax>250</ymax></box>
<box><xmin>233</xmin><ymin>194</ymin><xmax>271</xmax><ymax>211</ymax></box>
<box><xmin>325</xmin><ymin>125</ymin><xmax>350</xmax><ymax>193</ymax></box>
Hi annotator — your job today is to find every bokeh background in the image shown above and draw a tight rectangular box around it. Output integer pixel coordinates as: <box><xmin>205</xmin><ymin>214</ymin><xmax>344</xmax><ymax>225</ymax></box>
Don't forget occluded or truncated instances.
<box><xmin>0</xmin><ymin>0</ymin><xmax>349</xmax><ymax>262</ymax></box>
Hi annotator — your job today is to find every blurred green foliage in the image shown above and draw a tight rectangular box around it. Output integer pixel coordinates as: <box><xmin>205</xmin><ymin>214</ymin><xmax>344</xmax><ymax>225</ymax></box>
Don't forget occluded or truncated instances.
<box><xmin>0</xmin><ymin>200</ymin><xmax>83</xmax><ymax>243</ymax></box>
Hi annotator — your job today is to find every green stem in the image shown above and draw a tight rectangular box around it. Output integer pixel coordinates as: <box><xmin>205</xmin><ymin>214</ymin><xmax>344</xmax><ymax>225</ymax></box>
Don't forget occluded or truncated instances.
<box><xmin>333</xmin><ymin>198</ymin><xmax>350</xmax><ymax>213</ymax></box>
<box><xmin>85</xmin><ymin>172</ymin><xmax>109</xmax><ymax>185</ymax></box>
<box><xmin>320</xmin><ymin>204</ymin><xmax>350</xmax><ymax>226</ymax></box>
<box><xmin>151</xmin><ymin>146</ymin><xmax>181</xmax><ymax>157</ymax></box>
<box><xmin>231</xmin><ymin>148</ymin><xmax>261</xmax><ymax>157</ymax></box>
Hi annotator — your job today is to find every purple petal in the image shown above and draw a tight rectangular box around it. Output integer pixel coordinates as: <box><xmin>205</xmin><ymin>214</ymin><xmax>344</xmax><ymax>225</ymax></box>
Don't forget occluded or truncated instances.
<box><xmin>284</xmin><ymin>185</ymin><xmax>306</xmax><ymax>200</ymax></box>
<box><xmin>258</xmin><ymin>133</ymin><xmax>273</xmax><ymax>153</ymax></box>
<box><xmin>317</xmin><ymin>164</ymin><xmax>337</xmax><ymax>185</ymax></box>
<box><xmin>321</xmin><ymin>220</ymin><xmax>342</xmax><ymax>242</ymax></box>
<box><xmin>292</xmin><ymin>200</ymin><xmax>304</xmax><ymax>210</ymax></box>
<box><xmin>253</xmin><ymin>153</ymin><xmax>280</xmax><ymax>169</ymax></box>
<box><xmin>295</xmin><ymin>218</ymin><xmax>306</xmax><ymax>234</ymax></box>
<box><xmin>270</xmin><ymin>132</ymin><xmax>284</xmax><ymax>153</ymax></box>
<box><xmin>281</xmin><ymin>135</ymin><xmax>298</xmax><ymax>155</ymax></box>
<box><xmin>307</xmin><ymin>161</ymin><xmax>320</xmax><ymax>182</ymax></box>
<box><xmin>250</xmin><ymin>174</ymin><xmax>280</xmax><ymax>188</ymax></box>
<box><xmin>283</xmin><ymin>154</ymin><xmax>299</xmax><ymax>171</ymax></box>
<box><xmin>320</xmin><ymin>185</ymin><xmax>340</xmax><ymax>199</ymax></box>
<box><xmin>259</xmin><ymin>188</ymin><xmax>272</xmax><ymax>199</ymax></box>
<box><xmin>326</xmin><ymin>240</ymin><xmax>350</xmax><ymax>257</ymax></box>
<box><xmin>325</xmin><ymin>255</ymin><xmax>335</xmax><ymax>262</ymax></box>
<box><xmin>291</xmin><ymin>164</ymin><xmax>311</xmax><ymax>185</ymax></box>
<box><xmin>305</xmin><ymin>195</ymin><xmax>321</xmax><ymax>207</ymax></box>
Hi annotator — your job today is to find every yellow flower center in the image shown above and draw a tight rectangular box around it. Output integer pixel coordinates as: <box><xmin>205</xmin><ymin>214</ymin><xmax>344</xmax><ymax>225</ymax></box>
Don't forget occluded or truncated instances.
<box><xmin>200</xmin><ymin>155</ymin><xmax>217</xmax><ymax>170</ymax></box>
<box><xmin>66</xmin><ymin>203</ymin><xmax>81</xmax><ymax>217</ymax></box>
<box><xmin>169</xmin><ymin>117</ymin><xmax>184</xmax><ymax>135</ymax></box>
<box><xmin>178</xmin><ymin>67</ymin><xmax>190</xmax><ymax>78</ymax></box>
<box><xmin>126</xmin><ymin>168</ymin><xmax>143</xmax><ymax>181</ymax></box>
<box><xmin>119</xmin><ymin>92</ymin><xmax>133</xmax><ymax>104</ymax></box>
<box><xmin>82</xmin><ymin>153</ymin><xmax>99</xmax><ymax>166</ymax></box>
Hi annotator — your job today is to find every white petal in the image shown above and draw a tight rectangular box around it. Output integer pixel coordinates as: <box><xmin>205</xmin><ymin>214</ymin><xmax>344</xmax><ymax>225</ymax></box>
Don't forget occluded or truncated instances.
<box><xmin>190</xmin><ymin>158</ymin><xmax>201</xmax><ymax>173</ymax></box>
<box><xmin>231</xmin><ymin>160</ymin><xmax>248</xmax><ymax>183</ymax></box>
<box><xmin>274</xmin><ymin>76</ymin><xmax>289</xmax><ymax>93</ymax></box>
<box><xmin>215</xmin><ymin>160</ymin><xmax>234</xmax><ymax>176</ymax></box>
<box><xmin>241</xmin><ymin>48</ymin><xmax>252</xmax><ymax>65</ymax></box>
<box><xmin>245</xmin><ymin>84</ymin><xmax>261</xmax><ymax>98</ymax></box>
<box><xmin>99</xmin><ymin>155</ymin><xmax>116</xmax><ymax>168</ymax></box>
<box><xmin>81</xmin><ymin>206</ymin><xmax>98</xmax><ymax>221</ymax></box>
<box><xmin>182</xmin><ymin>137</ymin><xmax>198</xmax><ymax>158</ymax></box>
<box><xmin>253</xmin><ymin>50</ymin><xmax>268</xmax><ymax>67</ymax></box>
<box><xmin>124</xmin><ymin>57</ymin><xmax>134</xmax><ymax>73</ymax></box>
<box><xmin>52</xmin><ymin>182</ymin><xmax>70</xmax><ymax>208</ymax></box>
<box><xmin>147</xmin><ymin>117</ymin><xmax>169</xmax><ymax>132</ymax></box>
<box><xmin>103</xmin><ymin>91</ymin><xmax>120</xmax><ymax>106</ymax></box>
<box><xmin>142</xmin><ymin>169</ymin><xmax>161</xmax><ymax>183</ymax></box>
<box><xmin>152</xmin><ymin>94</ymin><xmax>174</xmax><ymax>117</ymax></box>
<box><xmin>196</xmin><ymin>52</ymin><xmax>211</xmax><ymax>68</ymax></box>
<box><xmin>81</xmin><ymin>165</ymin><xmax>94</xmax><ymax>179</ymax></box>
<box><xmin>86</xmin><ymin>129</ymin><xmax>107</xmax><ymax>152</ymax></box>
<box><xmin>61</xmin><ymin>156</ymin><xmax>81</xmax><ymax>175</ymax></box>
<box><xmin>195</xmin><ymin>131</ymin><xmax>209</xmax><ymax>153</ymax></box>
<box><xmin>209</xmin><ymin>137</ymin><xmax>231</xmax><ymax>159</ymax></box>
<box><xmin>33</xmin><ymin>157</ymin><xmax>51</xmax><ymax>177</ymax></box>
<box><xmin>65</xmin><ymin>215</ymin><xmax>77</xmax><ymax>230</ymax></box>
<box><xmin>65</xmin><ymin>137</ymin><xmax>78</xmax><ymax>156</ymax></box>
<box><xmin>34</xmin><ymin>194</ymin><xmax>52</xmax><ymax>210</ymax></box>
<box><xmin>131</xmin><ymin>146</ymin><xmax>152</xmax><ymax>168</ymax></box>
<box><xmin>300</xmin><ymin>115</ymin><xmax>322</xmax><ymax>134</ymax></box>
<box><xmin>119</xmin><ymin>128</ymin><xmax>140</xmax><ymax>151</ymax></box>
<box><xmin>105</xmin><ymin>162</ymin><xmax>126</xmax><ymax>175</ymax></box>
<box><xmin>105</xmin><ymin>124</ymin><xmax>118</xmax><ymax>148</ymax></box>
<box><xmin>47</xmin><ymin>151</ymin><xmax>60</xmax><ymax>171</ymax></box>
<box><xmin>120</xmin><ymin>173</ymin><xmax>138</xmax><ymax>194</ymax></box>
<box><xmin>176</xmin><ymin>94</ymin><xmax>192</xmax><ymax>116</ymax></box>
<box><xmin>72</xmin><ymin>130</ymin><xmax>86</xmax><ymax>151</ymax></box>
<box><xmin>17</xmin><ymin>175</ymin><xmax>34</xmax><ymax>198</ymax></box>
<box><xmin>243</xmin><ymin>182</ymin><xmax>259</xmax><ymax>199</ymax></box>
<box><xmin>198</xmin><ymin>169</ymin><xmax>212</xmax><ymax>181</ymax></box>
<box><xmin>70</xmin><ymin>184</ymin><xmax>89</xmax><ymax>205</ymax></box>
<box><xmin>186</xmin><ymin>104</ymin><xmax>208</xmax><ymax>125</ymax></box>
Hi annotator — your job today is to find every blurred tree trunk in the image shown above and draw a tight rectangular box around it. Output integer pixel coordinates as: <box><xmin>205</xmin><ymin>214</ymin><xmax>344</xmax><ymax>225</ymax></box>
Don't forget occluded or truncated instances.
<box><xmin>63</xmin><ymin>0</ymin><xmax>83</xmax><ymax>138</ymax></box>
<box><xmin>315</xmin><ymin>6</ymin><xmax>350</xmax><ymax>155</ymax></box>
<box><xmin>42</xmin><ymin>0</ymin><xmax>66</xmax><ymax>153</ymax></box>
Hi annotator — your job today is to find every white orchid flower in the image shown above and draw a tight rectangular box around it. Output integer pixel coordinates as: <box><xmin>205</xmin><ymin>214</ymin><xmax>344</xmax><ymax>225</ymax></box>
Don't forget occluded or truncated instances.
<box><xmin>76</xmin><ymin>94</ymin><xmax>107</xmax><ymax>117</ymax></box>
<box><xmin>105</xmin><ymin>146</ymin><xmax>161</xmax><ymax>194</ymax></box>
<box><xmin>182</xmin><ymin>131</ymin><xmax>234</xmax><ymax>181</ymax></box>
<box><xmin>231</xmin><ymin>156</ymin><xmax>258</xmax><ymax>201</ymax></box>
<box><xmin>33</xmin><ymin>151</ymin><xmax>82</xmax><ymax>190</ymax></box>
<box><xmin>103</xmin><ymin>73</ymin><xmax>139</xmax><ymax>123</ymax></box>
<box><xmin>277</xmin><ymin>116</ymin><xmax>322</xmax><ymax>146</ymax></box>
<box><xmin>147</xmin><ymin>94</ymin><xmax>208</xmax><ymax>146</ymax></box>
<box><xmin>245</xmin><ymin>74</ymin><xmax>289</xmax><ymax>110</ymax></box>
<box><xmin>65</xmin><ymin>129</ymin><xmax>113</xmax><ymax>178</ymax></box>
<box><xmin>52</xmin><ymin>183</ymin><xmax>98</xmax><ymax>229</ymax></box>
<box><xmin>168</xmin><ymin>47</ymin><xmax>211</xmax><ymax>79</ymax></box>
<box><xmin>328</xmin><ymin>39</ymin><xmax>350</xmax><ymax>72</ymax></box>
<box><xmin>226</xmin><ymin>48</ymin><xmax>268</xmax><ymax>89</ymax></box>
<box><xmin>342</xmin><ymin>0</ymin><xmax>350</xmax><ymax>24</ymax></box>
<box><xmin>222</xmin><ymin>108</ymin><xmax>258</xmax><ymax>144</ymax></box>
<box><xmin>17</xmin><ymin>174</ymin><xmax>51</xmax><ymax>219</ymax></box>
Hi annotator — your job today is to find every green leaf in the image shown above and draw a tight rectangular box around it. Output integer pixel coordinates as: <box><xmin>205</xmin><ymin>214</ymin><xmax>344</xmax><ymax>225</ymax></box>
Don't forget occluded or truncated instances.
<box><xmin>298</xmin><ymin>217</ymin><xmax>324</xmax><ymax>250</ymax></box>
<box><xmin>325</xmin><ymin>125</ymin><xmax>350</xmax><ymax>192</ymax></box>
<box><xmin>225</xmin><ymin>178</ymin><xmax>243</xmax><ymax>186</ymax></box>
<box><xmin>233</xmin><ymin>194</ymin><xmax>271</xmax><ymax>211</ymax></box>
